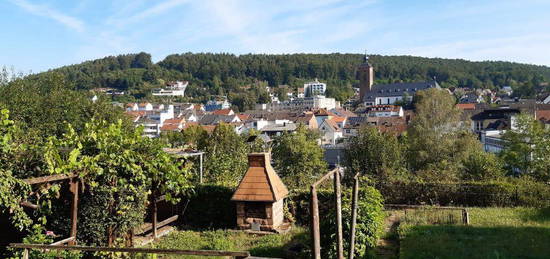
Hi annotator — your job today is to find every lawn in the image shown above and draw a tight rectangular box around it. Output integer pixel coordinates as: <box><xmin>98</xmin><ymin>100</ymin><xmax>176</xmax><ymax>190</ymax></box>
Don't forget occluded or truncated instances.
<box><xmin>138</xmin><ymin>227</ymin><xmax>309</xmax><ymax>259</ymax></box>
<box><xmin>398</xmin><ymin>207</ymin><xmax>550</xmax><ymax>259</ymax></box>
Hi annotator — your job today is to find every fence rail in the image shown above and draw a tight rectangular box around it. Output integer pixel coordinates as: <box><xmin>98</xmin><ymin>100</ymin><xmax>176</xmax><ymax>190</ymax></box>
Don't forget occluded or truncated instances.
<box><xmin>9</xmin><ymin>243</ymin><xmax>250</xmax><ymax>259</ymax></box>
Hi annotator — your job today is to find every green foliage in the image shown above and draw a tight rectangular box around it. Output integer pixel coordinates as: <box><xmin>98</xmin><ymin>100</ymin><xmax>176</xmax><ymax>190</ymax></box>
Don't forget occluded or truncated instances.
<box><xmin>461</xmin><ymin>150</ymin><xmax>505</xmax><ymax>181</ymax></box>
<box><xmin>501</xmin><ymin>113</ymin><xmax>550</xmax><ymax>181</ymax></box>
<box><xmin>0</xmin><ymin>109</ymin><xmax>32</xmax><ymax>230</ymax></box>
<box><xmin>199</xmin><ymin>123</ymin><xmax>248</xmax><ymax>186</ymax></box>
<box><xmin>376</xmin><ymin>178</ymin><xmax>550</xmax><ymax>207</ymax></box>
<box><xmin>272</xmin><ymin>125</ymin><xmax>328</xmax><ymax>188</ymax></box>
<box><xmin>320</xmin><ymin>186</ymin><xmax>385</xmax><ymax>258</ymax></box>
<box><xmin>147</xmin><ymin>227</ymin><xmax>309</xmax><ymax>259</ymax></box>
<box><xmin>0</xmin><ymin>73</ymin><xmax>129</xmax><ymax>139</ymax></box>
<box><xmin>44</xmin><ymin>120</ymin><xmax>192</xmax><ymax>245</ymax></box>
<box><xmin>29</xmin><ymin>53</ymin><xmax>550</xmax><ymax>106</ymax></box>
<box><xmin>345</xmin><ymin>126</ymin><xmax>406</xmax><ymax>181</ymax></box>
<box><xmin>10</xmin><ymin>224</ymin><xmax>82</xmax><ymax>259</ymax></box>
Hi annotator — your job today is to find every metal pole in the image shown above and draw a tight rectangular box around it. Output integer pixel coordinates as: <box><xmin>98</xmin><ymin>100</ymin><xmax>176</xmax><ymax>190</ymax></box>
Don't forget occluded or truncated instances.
<box><xmin>335</xmin><ymin>169</ymin><xmax>344</xmax><ymax>259</ymax></box>
<box><xmin>349</xmin><ymin>174</ymin><xmax>359</xmax><ymax>259</ymax></box>
<box><xmin>199</xmin><ymin>153</ymin><xmax>203</xmax><ymax>184</ymax></box>
<box><xmin>310</xmin><ymin>185</ymin><xmax>321</xmax><ymax>259</ymax></box>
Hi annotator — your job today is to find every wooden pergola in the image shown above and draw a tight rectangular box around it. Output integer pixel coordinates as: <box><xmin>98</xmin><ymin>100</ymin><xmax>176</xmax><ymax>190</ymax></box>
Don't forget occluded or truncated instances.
<box><xmin>20</xmin><ymin>173</ymin><xmax>80</xmax><ymax>246</ymax></box>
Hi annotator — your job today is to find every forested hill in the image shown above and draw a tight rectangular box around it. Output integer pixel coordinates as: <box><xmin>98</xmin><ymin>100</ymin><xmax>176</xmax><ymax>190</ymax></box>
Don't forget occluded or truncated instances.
<box><xmin>28</xmin><ymin>52</ymin><xmax>550</xmax><ymax>109</ymax></box>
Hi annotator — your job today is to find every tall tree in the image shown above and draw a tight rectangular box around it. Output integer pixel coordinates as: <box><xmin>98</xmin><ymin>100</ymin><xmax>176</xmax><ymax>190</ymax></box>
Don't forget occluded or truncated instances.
<box><xmin>271</xmin><ymin>125</ymin><xmax>327</xmax><ymax>188</ymax></box>
<box><xmin>345</xmin><ymin>126</ymin><xmax>405</xmax><ymax>181</ymax></box>
<box><xmin>501</xmin><ymin>114</ymin><xmax>550</xmax><ymax>181</ymax></box>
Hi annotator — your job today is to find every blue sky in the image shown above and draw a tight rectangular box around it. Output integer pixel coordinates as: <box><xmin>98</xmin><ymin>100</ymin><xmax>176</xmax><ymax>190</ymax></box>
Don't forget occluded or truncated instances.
<box><xmin>2</xmin><ymin>0</ymin><xmax>550</xmax><ymax>73</ymax></box>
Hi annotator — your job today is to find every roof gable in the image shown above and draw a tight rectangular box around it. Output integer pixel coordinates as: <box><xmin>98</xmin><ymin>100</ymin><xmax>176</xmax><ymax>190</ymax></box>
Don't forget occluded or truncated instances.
<box><xmin>232</xmin><ymin>153</ymin><xmax>289</xmax><ymax>202</ymax></box>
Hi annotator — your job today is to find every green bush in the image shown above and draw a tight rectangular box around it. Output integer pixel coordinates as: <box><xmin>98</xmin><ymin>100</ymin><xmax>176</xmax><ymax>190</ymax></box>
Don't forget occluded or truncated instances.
<box><xmin>319</xmin><ymin>186</ymin><xmax>384</xmax><ymax>258</ymax></box>
<box><xmin>376</xmin><ymin>179</ymin><xmax>550</xmax><ymax>207</ymax></box>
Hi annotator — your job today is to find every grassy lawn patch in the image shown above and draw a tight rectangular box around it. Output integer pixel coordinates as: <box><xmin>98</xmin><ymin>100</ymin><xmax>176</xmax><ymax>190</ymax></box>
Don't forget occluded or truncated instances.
<box><xmin>140</xmin><ymin>227</ymin><xmax>309</xmax><ymax>259</ymax></box>
<box><xmin>398</xmin><ymin>207</ymin><xmax>550</xmax><ymax>259</ymax></box>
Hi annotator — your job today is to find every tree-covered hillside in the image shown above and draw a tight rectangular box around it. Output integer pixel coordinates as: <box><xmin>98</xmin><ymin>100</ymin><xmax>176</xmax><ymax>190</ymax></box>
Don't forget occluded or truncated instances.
<box><xmin>28</xmin><ymin>52</ymin><xmax>550</xmax><ymax>110</ymax></box>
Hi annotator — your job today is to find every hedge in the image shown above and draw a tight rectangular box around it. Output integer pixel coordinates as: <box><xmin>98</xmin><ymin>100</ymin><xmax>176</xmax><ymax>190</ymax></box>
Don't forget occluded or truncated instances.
<box><xmin>376</xmin><ymin>179</ymin><xmax>550</xmax><ymax>207</ymax></box>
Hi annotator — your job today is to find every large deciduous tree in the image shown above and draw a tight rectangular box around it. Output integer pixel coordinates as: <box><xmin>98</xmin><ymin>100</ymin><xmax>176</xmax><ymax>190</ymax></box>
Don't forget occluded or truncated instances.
<box><xmin>271</xmin><ymin>125</ymin><xmax>327</xmax><ymax>188</ymax></box>
<box><xmin>344</xmin><ymin>126</ymin><xmax>406</xmax><ymax>181</ymax></box>
<box><xmin>501</xmin><ymin>114</ymin><xmax>550</xmax><ymax>181</ymax></box>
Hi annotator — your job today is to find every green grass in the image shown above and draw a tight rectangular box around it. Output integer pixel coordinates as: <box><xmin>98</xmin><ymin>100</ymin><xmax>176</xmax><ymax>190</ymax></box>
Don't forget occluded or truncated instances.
<box><xmin>398</xmin><ymin>207</ymin><xmax>550</xmax><ymax>259</ymax></box>
<box><xmin>136</xmin><ymin>227</ymin><xmax>309</xmax><ymax>259</ymax></box>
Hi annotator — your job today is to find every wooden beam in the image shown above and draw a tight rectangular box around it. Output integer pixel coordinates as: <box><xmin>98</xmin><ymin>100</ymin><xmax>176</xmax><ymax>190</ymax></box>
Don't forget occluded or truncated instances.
<box><xmin>9</xmin><ymin>243</ymin><xmax>251</xmax><ymax>257</ymax></box>
<box><xmin>334</xmin><ymin>170</ymin><xmax>343</xmax><ymax>259</ymax></box>
<box><xmin>23</xmin><ymin>173</ymin><xmax>76</xmax><ymax>185</ymax></box>
<box><xmin>312</xmin><ymin>168</ymin><xmax>338</xmax><ymax>187</ymax></box>
<box><xmin>136</xmin><ymin>215</ymin><xmax>179</xmax><ymax>235</ymax></box>
<box><xmin>50</xmin><ymin>236</ymin><xmax>75</xmax><ymax>246</ymax></box>
<box><xmin>310</xmin><ymin>185</ymin><xmax>321</xmax><ymax>259</ymax></box>
<box><xmin>69</xmin><ymin>178</ymin><xmax>79</xmax><ymax>245</ymax></box>
<box><xmin>19</xmin><ymin>201</ymin><xmax>38</xmax><ymax>210</ymax></box>
<box><xmin>152</xmin><ymin>191</ymin><xmax>158</xmax><ymax>239</ymax></box>
<box><xmin>385</xmin><ymin>204</ymin><xmax>466</xmax><ymax>210</ymax></box>
<box><xmin>349</xmin><ymin>174</ymin><xmax>360</xmax><ymax>259</ymax></box>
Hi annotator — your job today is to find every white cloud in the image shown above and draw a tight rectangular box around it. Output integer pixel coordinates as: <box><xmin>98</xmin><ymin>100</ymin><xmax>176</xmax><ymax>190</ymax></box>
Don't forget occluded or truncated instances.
<box><xmin>388</xmin><ymin>33</ymin><xmax>550</xmax><ymax>66</ymax></box>
<box><xmin>107</xmin><ymin>0</ymin><xmax>191</xmax><ymax>27</ymax></box>
<box><xmin>9</xmin><ymin>0</ymin><xmax>84</xmax><ymax>32</ymax></box>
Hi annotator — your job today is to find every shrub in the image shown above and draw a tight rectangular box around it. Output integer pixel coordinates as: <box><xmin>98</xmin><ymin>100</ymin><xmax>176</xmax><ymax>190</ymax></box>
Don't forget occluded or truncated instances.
<box><xmin>376</xmin><ymin>179</ymin><xmax>550</xmax><ymax>207</ymax></box>
<box><xmin>320</xmin><ymin>186</ymin><xmax>385</xmax><ymax>258</ymax></box>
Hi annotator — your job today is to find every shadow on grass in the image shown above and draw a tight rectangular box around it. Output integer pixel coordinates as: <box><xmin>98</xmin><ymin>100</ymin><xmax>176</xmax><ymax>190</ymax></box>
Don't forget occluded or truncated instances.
<box><xmin>400</xmin><ymin>225</ymin><xmax>550</xmax><ymax>259</ymax></box>
<box><xmin>249</xmin><ymin>230</ymin><xmax>310</xmax><ymax>259</ymax></box>
<box><xmin>520</xmin><ymin>207</ymin><xmax>550</xmax><ymax>224</ymax></box>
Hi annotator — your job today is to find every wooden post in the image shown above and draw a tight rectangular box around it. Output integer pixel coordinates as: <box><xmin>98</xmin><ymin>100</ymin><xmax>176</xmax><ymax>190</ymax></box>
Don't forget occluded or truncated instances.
<box><xmin>22</xmin><ymin>248</ymin><xmax>29</xmax><ymax>259</ymax></box>
<box><xmin>152</xmin><ymin>190</ymin><xmax>158</xmax><ymax>239</ymax></box>
<box><xmin>199</xmin><ymin>153</ymin><xmax>203</xmax><ymax>184</ymax></box>
<box><xmin>349</xmin><ymin>174</ymin><xmax>359</xmax><ymax>259</ymax></box>
<box><xmin>462</xmin><ymin>209</ymin><xmax>469</xmax><ymax>225</ymax></box>
<box><xmin>334</xmin><ymin>169</ymin><xmax>344</xmax><ymax>259</ymax></box>
<box><xmin>310</xmin><ymin>185</ymin><xmax>321</xmax><ymax>259</ymax></box>
<box><xmin>69</xmin><ymin>178</ymin><xmax>79</xmax><ymax>245</ymax></box>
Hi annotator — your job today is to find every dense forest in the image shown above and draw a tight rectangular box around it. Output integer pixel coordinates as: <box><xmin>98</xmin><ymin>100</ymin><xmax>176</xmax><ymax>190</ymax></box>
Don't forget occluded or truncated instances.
<box><xmin>26</xmin><ymin>52</ymin><xmax>550</xmax><ymax>110</ymax></box>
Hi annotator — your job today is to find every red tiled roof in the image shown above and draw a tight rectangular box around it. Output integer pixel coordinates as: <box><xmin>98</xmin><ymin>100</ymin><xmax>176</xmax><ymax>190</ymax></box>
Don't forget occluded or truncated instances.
<box><xmin>456</xmin><ymin>103</ymin><xmax>476</xmax><ymax>110</ymax></box>
<box><xmin>160</xmin><ymin>124</ymin><xmax>182</xmax><ymax>131</ymax></box>
<box><xmin>536</xmin><ymin>110</ymin><xmax>550</xmax><ymax>122</ymax></box>
<box><xmin>237</xmin><ymin>114</ymin><xmax>250</xmax><ymax>121</ymax></box>
<box><xmin>332</xmin><ymin>116</ymin><xmax>346</xmax><ymax>123</ymax></box>
<box><xmin>212</xmin><ymin>109</ymin><xmax>233</xmax><ymax>115</ymax></box>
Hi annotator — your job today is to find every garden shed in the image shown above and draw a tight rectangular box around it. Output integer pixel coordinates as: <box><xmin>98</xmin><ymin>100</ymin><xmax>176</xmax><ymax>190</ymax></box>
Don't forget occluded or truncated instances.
<box><xmin>231</xmin><ymin>153</ymin><xmax>288</xmax><ymax>231</ymax></box>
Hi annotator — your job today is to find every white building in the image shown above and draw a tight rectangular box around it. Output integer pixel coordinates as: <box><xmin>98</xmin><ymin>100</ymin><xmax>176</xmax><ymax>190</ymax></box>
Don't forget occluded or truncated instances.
<box><xmin>480</xmin><ymin>130</ymin><xmax>506</xmax><ymax>153</ymax></box>
<box><xmin>319</xmin><ymin>119</ymin><xmax>343</xmax><ymax>145</ymax></box>
<box><xmin>152</xmin><ymin>81</ymin><xmax>188</xmax><ymax>97</ymax></box>
<box><xmin>304</xmin><ymin>79</ymin><xmax>327</xmax><ymax>97</ymax></box>
<box><xmin>271</xmin><ymin>96</ymin><xmax>339</xmax><ymax>111</ymax></box>
<box><xmin>366</xmin><ymin>105</ymin><xmax>404</xmax><ymax>117</ymax></box>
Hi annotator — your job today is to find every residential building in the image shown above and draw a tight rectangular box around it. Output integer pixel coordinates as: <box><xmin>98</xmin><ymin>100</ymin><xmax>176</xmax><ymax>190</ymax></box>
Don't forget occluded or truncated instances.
<box><xmin>261</xmin><ymin>122</ymin><xmax>297</xmax><ymax>137</ymax></box>
<box><xmin>364</xmin><ymin>105</ymin><xmax>404</xmax><ymax>117</ymax></box>
<box><xmin>152</xmin><ymin>81</ymin><xmax>188</xmax><ymax>97</ymax></box>
<box><xmin>480</xmin><ymin>130</ymin><xmax>506</xmax><ymax>153</ymax></box>
<box><xmin>319</xmin><ymin>119</ymin><xmax>343</xmax><ymax>145</ymax></box>
<box><xmin>304</xmin><ymin>78</ymin><xmax>327</xmax><ymax>97</ymax></box>
<box><xmin>271</xmin><ymin>96</ymin><xmax>339</xmax><ymax>111</ymax></box>
<box><xmin>205</xmin><ymin>99</ymin><xmax>231</xmax><ymax>111</ymax></box>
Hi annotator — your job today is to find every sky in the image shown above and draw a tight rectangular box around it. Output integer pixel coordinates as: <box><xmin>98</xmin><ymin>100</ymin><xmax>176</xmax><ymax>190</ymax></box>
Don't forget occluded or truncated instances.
<box><xmin>2</xmin><ymin>0</ymin><xmax>550</xmax><ymax>73</ymax></box>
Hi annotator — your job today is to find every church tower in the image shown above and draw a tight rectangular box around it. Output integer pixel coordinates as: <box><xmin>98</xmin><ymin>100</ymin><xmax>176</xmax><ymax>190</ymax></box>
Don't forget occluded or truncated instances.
<box><xmin>357</xmin><ymin>54</ymin><xmax>374</xmax><ymax>102</ymax></box>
